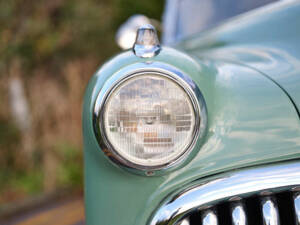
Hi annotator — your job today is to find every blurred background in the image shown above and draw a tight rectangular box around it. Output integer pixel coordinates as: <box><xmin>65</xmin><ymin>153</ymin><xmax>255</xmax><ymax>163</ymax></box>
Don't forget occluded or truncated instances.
<box><xmin>0</xmin><ymin>0</ymin><xmax>163</xmax><ymax>215</ymax></box>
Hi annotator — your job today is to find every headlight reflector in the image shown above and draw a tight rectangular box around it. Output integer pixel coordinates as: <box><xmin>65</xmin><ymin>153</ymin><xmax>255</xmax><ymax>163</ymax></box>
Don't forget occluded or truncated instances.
<box><xmin>103</xmin><ymin>74</ymin><xmax>196</xmax><ymax>167</ymax></box>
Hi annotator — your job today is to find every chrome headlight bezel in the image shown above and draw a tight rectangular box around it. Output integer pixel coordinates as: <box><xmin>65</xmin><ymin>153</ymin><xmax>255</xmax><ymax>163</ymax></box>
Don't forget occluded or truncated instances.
<box><xmin>93</xmin><ymin>62</ymin><xmax>207</xmax><ymax>176</ymax></box>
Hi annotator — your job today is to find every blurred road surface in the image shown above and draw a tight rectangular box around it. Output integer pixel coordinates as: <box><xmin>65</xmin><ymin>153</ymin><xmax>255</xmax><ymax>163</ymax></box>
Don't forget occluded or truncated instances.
<box><xmin>2</xmin><ymin>197</ymin><xmax>85</xmax><ymax>225</ymax></box>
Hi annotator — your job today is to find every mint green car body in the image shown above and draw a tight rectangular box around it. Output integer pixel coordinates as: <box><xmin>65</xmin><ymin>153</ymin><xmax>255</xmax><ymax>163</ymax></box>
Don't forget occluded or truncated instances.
<box><xmin>82</xmin><ymin>1</ymin><xmax>300</xmax><ymax>224</ymax></box>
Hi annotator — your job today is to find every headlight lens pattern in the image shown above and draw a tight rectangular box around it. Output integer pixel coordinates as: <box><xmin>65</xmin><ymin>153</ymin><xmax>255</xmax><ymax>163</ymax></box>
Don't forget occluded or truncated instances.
<box><xmin>103</xmin><ymin>74</ymin><xmax>196</xmax><ymax>167</ymax></box>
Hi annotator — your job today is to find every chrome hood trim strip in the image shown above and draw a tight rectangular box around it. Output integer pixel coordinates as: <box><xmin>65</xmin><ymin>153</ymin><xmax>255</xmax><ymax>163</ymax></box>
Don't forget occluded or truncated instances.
<box><xmin>148</xmin><ymin>162</ymin><xmax>300</xmax><ymax>225</ymax></box>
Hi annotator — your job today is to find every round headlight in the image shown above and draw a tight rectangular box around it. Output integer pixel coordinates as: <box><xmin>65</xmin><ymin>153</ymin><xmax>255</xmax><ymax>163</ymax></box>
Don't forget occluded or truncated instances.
<box><xmin>94</xmin><ymin>64</ymin><xmax>206</xmax><ymax>174</ymax></box>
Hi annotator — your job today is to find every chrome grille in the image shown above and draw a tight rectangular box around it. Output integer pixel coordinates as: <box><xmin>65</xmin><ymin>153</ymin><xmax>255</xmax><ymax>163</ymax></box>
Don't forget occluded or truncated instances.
<box><xmin>148</xmin><ymin>162</ymin><xmax>300</xmax><ymax>225</ymax></box>
<box><xmin>178</xmin><ymin>191</ymin><xmax>299</xmax><ymax>225</ymax></box>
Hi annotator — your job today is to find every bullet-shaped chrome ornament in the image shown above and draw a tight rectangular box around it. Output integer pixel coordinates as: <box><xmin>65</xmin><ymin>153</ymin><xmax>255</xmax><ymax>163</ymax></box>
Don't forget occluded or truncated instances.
<box><xmin>133</xmin><ymin>24</ymin><xmax>161</xmax><ymax>58</ymax></box>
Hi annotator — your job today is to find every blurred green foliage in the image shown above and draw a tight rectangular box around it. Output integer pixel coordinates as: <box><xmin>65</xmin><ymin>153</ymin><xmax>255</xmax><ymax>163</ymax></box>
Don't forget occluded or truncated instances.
<box><xmin>0</xmin><ymin>170</ymin><xmax>44</xmax><ymax>203</ymax></box>
<box><xmin>56</xmin><ymin>143</ymin><xmax>83</xmax><ymax>188</ymax></box>
<box><xmin>0</xmin><ymin>119</ymin><xmax>21</xmax><ymax>171</ymax></box>
<box><xmin>0</xmin><ymin>0</ymin><xmax>164</xmax><ymax>203</ymax></box>
<box><xmin>0</xmin><ymin>0</ymin><xmax>164</xmax><ymax>74</ymax></box>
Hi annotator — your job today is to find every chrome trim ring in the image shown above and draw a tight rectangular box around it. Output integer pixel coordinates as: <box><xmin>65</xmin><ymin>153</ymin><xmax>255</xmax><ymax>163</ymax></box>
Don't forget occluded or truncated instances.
<box><xmin>93</xmin><ymin>62</ymin><xmax>207</xmax><ymax>176</ymax></box>
<box><xmin>148</xmin><ymin>161</ymin><xmax>300</xmax><ymax>224</ymax></box>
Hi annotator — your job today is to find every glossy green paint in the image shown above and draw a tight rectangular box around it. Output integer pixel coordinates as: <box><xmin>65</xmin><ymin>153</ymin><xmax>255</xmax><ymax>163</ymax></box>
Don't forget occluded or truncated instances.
<box><xmin>83</xmin><ymin>2</ymin><xmax>300</xmax><ymax>225</ymax></box>
<box><xmin>178</xmin><ymin>0</ymin><xmax>300</xmax><ymax>113</ymax></box>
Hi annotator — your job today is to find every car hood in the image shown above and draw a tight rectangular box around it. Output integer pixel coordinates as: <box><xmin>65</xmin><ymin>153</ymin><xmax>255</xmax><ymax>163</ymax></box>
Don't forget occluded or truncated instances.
<box><xmin>177</xmin><ymin>0</ymin><xmax>300</xmax><ymax>116</ymax></box>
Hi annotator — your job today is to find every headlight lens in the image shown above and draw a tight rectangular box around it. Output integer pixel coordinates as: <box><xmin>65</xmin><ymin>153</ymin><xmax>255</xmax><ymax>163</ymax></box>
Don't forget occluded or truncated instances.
<box><xmin>102</xmin><ymin>73</ymin><xmax>197</xmax><ymax>167</ymax></box>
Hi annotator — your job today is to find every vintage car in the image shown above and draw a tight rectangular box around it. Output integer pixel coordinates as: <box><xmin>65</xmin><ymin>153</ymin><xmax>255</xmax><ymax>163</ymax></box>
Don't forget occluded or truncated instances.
<box><xmin>82</xmin><ymin>0</ymin><xmax>300</xmax><ymax>224</ymax></box>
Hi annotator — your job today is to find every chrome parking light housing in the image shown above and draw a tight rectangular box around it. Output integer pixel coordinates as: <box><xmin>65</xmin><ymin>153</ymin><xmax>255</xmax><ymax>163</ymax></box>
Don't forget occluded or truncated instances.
<box><xmin>93</xmin><ymin>62</ymin><xmax>207</xmax><ymax>176</ymax></box>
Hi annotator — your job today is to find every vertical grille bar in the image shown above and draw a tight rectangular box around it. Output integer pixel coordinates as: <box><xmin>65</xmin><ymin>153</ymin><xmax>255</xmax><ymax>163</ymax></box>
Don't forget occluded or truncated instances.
<box><xmin>294</xmin><ymin>193</ymin><xmax>300</xmax><ymax>225</ymax></box>
<box><xmin>261</xmin><ymin>198</ymin><xmax>280</xmax><ymax>225</ymax></box>
<box><xmin>148</xmin><ymin>163</ymin><xmax>300</xmax><ymax>225</ymax></box>
<box><xmin>179</xmin><ymin>218</ymin><xmax>190</xmax><ymax>225</ymax></box>
<box><xmin>231</xmin><ymin>203</ymin><xmax>247</xmax><ymax>225</ymax></box>
<box><xmin>202</xmin><ymin>210</ymin><xmax>218</xmax><ymax>225</ymax></box>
